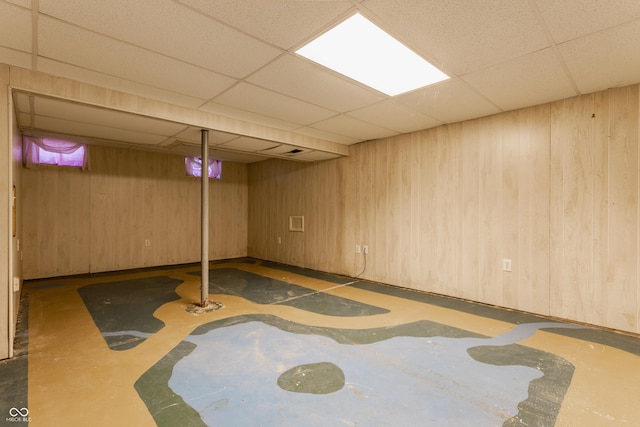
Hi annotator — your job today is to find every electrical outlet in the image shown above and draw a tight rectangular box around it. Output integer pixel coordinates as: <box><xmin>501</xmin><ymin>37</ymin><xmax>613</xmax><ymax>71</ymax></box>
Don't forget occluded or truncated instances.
<box><xmin>278</xmin><ymin>237</ymin><xmax>282</xmax><ymax>244</ymax></box>
<box><xmin>363</xmin><ymin>245</ymin><xmax>369</xmax><ymax>254</ymax></box>
<box><xmin>13</xmin><ymin>277</ymin><xmax>20</xmax><ymax>292</ymax></box>
<box><xmin>145</xmin><ymin>239</ymin><xmax>151</xmax><ymax>247</ymax></box>
<box><xmin>502</xmin><ymin>259</ymin><xmax>512</xmax><ymax>272</ymax></box>
<box><xmin>355</xmin><ymin>245</ymin><xmax>361</xmax><ymax>254</ymax></box>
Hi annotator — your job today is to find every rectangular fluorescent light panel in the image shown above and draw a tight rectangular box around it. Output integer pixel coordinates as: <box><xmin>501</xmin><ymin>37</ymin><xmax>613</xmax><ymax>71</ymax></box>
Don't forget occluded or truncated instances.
<box><xmin>296</xmin><ymin>13</ymin><xmax>449</xmax><ymax>96</ymax></box>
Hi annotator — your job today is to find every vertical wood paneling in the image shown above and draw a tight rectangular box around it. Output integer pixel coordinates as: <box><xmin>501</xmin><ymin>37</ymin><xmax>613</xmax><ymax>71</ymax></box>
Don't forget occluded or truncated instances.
<box><xmin>0</xmin><ymin>64</ymin><xmax>10</xmax><ymax>359</ymax></box>
<box><xmin>550</xmin><ymin>94</ymin><xmax>602</xmax><ymax>324</ymax></box>
<box><xmin>606</xmin><ymin>86</ymin><xmax>638</xmax><ymax>331</ymax></box>
<box><xmin>343</xmin><ymin>152</ymin><xmax>360</xmax><ymax>276</ymax></box>
<box><xmin>372</xmin><ymin>140</ymin><xmax>389</xmax><ymax>282</ymax></box>
<box><xmin>461</xmin><ymin>120</ymin><xmax>481</xmax><ymax>302</ymax></box>
<box><xmin>409</xmin><ymin>133</ymin><xmax>425</xmax><ymax>288</ymax></box>
<box><xmin>478</xmin><ymin>115</ymin><xmax>504</xmax><ymax>305</ymax></box>
<box><xmin>416</xmin><ymin>128</ymin><xmax>439</xmax><ymax>292</ymax></box>
<box><xmin>386</xmin><ymin>134</ymin><xmax>412</xmax><ymax>284</ymax></box>
<box><xmin>22</xmin><ymin>146</ymin><xmax>248</xmax><ymax>279</ymax></box>
<box><xmin>244</xmin><ymin>84</ymin><xmax>640</xmax><ymax>334</ymax></box>
<box><xmin>518</xmin><ymin>105</ymin><xmax>551</xmax><ymax>315</ymax></box>
<box><xmin>437</xmin><ymin>123</ymin><xmax>463</xmax><ymax>296</ymax></box>
<box><xmin>592</xmin><ymin>92</ymin><xmax>612</xmax><ymax>328</ymax></box>
<box><xmin>502</xmin><ymin>112</ymin><xmax>520</xmax><ymax>308</ymax></box>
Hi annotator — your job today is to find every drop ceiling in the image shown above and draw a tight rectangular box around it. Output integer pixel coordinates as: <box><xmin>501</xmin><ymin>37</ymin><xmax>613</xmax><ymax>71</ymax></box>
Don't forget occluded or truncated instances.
<box><xmin>3</xmin><ymin>0</ymin><xmax>640</xmax><ymax>163</ymax></box>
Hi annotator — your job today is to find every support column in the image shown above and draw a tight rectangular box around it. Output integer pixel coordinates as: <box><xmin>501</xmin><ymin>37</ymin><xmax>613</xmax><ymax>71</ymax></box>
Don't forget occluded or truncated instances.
<box><xmin>200</xmin><ymin>129</ymin><xmax>209</xmax><ymax>307</ymax></box>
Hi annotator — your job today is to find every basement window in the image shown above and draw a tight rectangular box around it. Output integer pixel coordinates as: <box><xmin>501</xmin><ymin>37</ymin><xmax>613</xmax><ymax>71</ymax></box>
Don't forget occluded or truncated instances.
<box><xmin>296</xmin><ymin>13</ymin><xmax>449</xmax><ymax>96</ymax></box>
<box><xmin>23</xmin><ymin>137</ymin><xmax>88</xmax><ymax>170</ymax></box>
<box><xmin>185</xmin><ymin>157</ymin><xmax>222</xmax><ymax>179</ymax></box>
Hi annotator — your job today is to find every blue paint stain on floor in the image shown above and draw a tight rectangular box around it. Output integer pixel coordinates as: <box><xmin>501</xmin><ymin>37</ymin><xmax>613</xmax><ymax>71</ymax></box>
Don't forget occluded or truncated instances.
<box><xmin>189</xmin><ymin>268</ymin><xmax>389</xmax><ymax>317</ymax></box>
<box><xmin>136</xmin><ymin>315</ymin><xmax>582</xmax><ymax>427</ymax></box>
<box><xmin>78</xmin><ymin>276</ymin><xmax>183</xmax><ymax>350</ymax></box>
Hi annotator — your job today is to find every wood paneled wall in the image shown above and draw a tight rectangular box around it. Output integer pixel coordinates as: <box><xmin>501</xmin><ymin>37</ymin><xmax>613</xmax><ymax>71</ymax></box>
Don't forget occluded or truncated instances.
<box><xmin>1</xmin><ymin>64</ymin><xmax>10</xmax><ymax>359</ymax></box>
<box><xmin>22</xmin><ymin>146</ymin><xmax>248</xmax><ymax>279</ymax></box>
<box><xmin>248</xmin><ymin>85</ymin><xmax>640</xmax><ymax>334</ymax></box>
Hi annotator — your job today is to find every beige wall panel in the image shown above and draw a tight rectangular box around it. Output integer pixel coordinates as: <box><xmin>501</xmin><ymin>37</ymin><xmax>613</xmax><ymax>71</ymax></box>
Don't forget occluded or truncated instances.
<box><xmin>460</xmin><ymin>120</ymin><xmax>481</xmax><ymax>302</ymax></box>
<box><xmin>333</xmin><ymin>157</ymin><xmax>352</xmax><ymax>275</ymax></box>
<box><xmin>605</xmin><ymin>86</ymin><xmax>639</xmax><ymax>331</ymax></box>
<box><xmin>246</xmin><ymin>164</ymin><xmax>264</xmax><ymax>259</ymax></box>
<box><xmin>550</xmin><ymin>93</ymin><xmax>603</xmax><ymax>324</ymax></box>
<box><xmin>248</xmin><ymin>159</ymin><xmax>309</xmax><ymax>266</ymax></box>
<box><xmin>355</xmin><ymin>141</ymin><xmax>376</xmax><ymax>278</ymax></box>
<box><xmin>284</xmin><ymin>163</ymin><xmax>305</xmax><ymax>266</ymax></box>
<box><xmin>368</xmin><ymin>140</ymin><xmax>388</xmax><ymax>283</ymax></box>
<box><xmin>343</xmin><ymin>152</ymin><xmax>360</xmax><ymax>277</ymax></box>
<box><xmin>477</xmin><ymin>115</ymin><xmax>504</xmax><ymax>306</ymax></box>
<box><xmin>214</xmin><ymin>159</ymin><xmax>248</xmax><ymax>259</ymax></box>
<box><xmin>22</xmin><ymin>166</ymin><xmax>90</xmax><ymax>278</ymax></box>
<box><xmin>58</xmin><ymin>167</ymin><xmax>92</xmax><ymax>273</ymax></box>
<box><xmin>89</xmin><ymin>146</ymin><xmax>132</xmax><ymax>272</ymax></box>
<box><xmin>1</xmin><ymin>65</ymin><xmax>9</xmax><ymax>359</ymax></box>
<box><xmin>386</xmin><ymin>134</ymin><xmax>412</xmax><ymax>285</ymax></box>
<box><xmin>501</xmin><ymin>111</ymin><xmax>521</xmax><ymax>308</ymax></box>
<box><xmin>591</xmin><ymin>93</ymin><xmax>611</xmax><ymax>326</ymax></box>
<box><xmin>11</xmin><ymin>95</ymin><xmax>23</xmax><ymax>345</ymax></box>
<box><xmin>517</xmin><ymin>105</ymin><xmax>551</xmax><ymax>315</ymax></box>
<box><xmin>247</xmin><ymin>84</ymin><xmax>640</xmax><ymax>333</ymax></box>
<box><xmin>22</xmin><ymin>146</ymin><xmax>248</xmax><ymax>279</ymax></box>
<box><xmin>305</xmin><ymin>162</ymin><xmax>325</xmax><ymax>270</ymax></box>
<box><xmin>309</xmin><ymin>158</ymin><xmax>345</xmax><ymax>273</ymax></box>
<box><xmin>408</xmin><ymin>132</ymin><xmax>425</xmax><ymax>289</ymax></box>
<box><xmin>436</xmin><ymin>124</ymin><xmax>463</xmax><ymax>297</ymax></box>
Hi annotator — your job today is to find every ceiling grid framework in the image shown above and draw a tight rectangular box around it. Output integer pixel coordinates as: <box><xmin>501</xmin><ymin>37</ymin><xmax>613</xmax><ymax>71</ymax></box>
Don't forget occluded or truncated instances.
<box><xmin>1</xmin><ymin>0</ymin><xmax>640</xmax><ymax>163</ymax></box>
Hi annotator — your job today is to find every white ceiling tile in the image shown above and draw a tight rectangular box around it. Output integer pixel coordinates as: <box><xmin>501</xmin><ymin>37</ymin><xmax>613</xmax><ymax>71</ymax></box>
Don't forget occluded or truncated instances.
<box><xmin>311</xmin><ymin>114</ymin><xmax>398</xmax><ymax>141</ymax></box>
<box><xmin>7</xmin><ymin>0</ymin><xmax>32</xmax><ymax>7</ymax></box>
<box><xmin>361</xmin><ymin>0</ymin><xmax>549</xmax><ymax>75</ymax></box>
<box><xmin>0</xmin><ymin>2</ymin><xmax>32</xmax><ymax>52</ymax></box>
<box><xmin>6</xmin><ymin>1</ymin><xmax>640</xmax><ymax>164</ymax></box>
<box><xmin>258</xmin><ymin>144</ymin><xmax>309</xmax><ymax>155</ymax></box>
<box><xmin>293</xmin><ymin>151</ymin><xmax>341</xmax><ymax>162</ymax></box>
<box><xmin>396</xmin><ymin>79</ymin><xmax>502</xmax><ymax>124</ymax></box>
<box><xmin>208</xmin><ymin>150</ymin><xmax>265</xmax><ymax>164</ymax></box>
<box><xmin>536</xmin><ymin>0</ymin><xmax>640</xmax><ymax>43</ymax></box>
<box><xmin>34</xmin><ymin>97</ymin><xmax>188</xmax><ymax>136</ymax></box>
<box><xmin>293</xmin><ymin>126</ymin><xmax>359</xmax><ymax>145</ymax></box>
<box><xmin>37</xmin><ymin>59</ymin><xmax>207</xmax><ymax>109</ymax></box>
<box><xmin>38</xmin><ymin>16</ymin><xmax>237</xmax><ymax>99</ymax></box>
<box><xmin>171</xmin><ymin>127</ymin><xmax>238</xmax><ymax>146</ymax></box>
<box><xmin>462</xmin><ymin>48</ymin><xmax>577</xmax><ymax>111</ymax></box>
<box><xmin>219</xmin><ymin>136</ymin><xmax>281</xmax><ymax>152</ymax></box>
<box><xmin>213</xmin><ymin>82</ymin><xmax>337</xmax><ymax>126</ymax></box>
<box><xmin>17</xmin><ymin>112</ymin><xmax>32</xmax><ymax>128</ymax></box>
<box><xmin>200</xmin><ymin>102</ymin><xmax>301</xmax><ymax>131</ymax></box>
<box><xmin>558</xmin><ymin>19</ymin><xmax>640</xmax><ymax>94</ymax></box>
<box><xmin>177</xmin><ymin>0</ymin><xmax>354</xmax><ymax>49</ymax></box>
<box><xmin>34</xmin><ymin>115</ymin><xmax>169</xmax><ymax>145</ymax></box>
<box><xmin>14</xmin><ymin>92</ymin><xmax>31</xmax><ymax>113</ymax></box>
<box><xmin>0</xmin><ymin>46</ymin><xmax>32</xmax><ymax>68</ymax></box>
<box><xmin>247</xmin><ymin>54</ymin><xmax>385</xmax><ymax>112</ymax></box>
<box><xmin>163</xmin><ymin>144</ymin><xmax>264</xmax><ymax>164</ymax></box>
<box><xmin>39</xmin><ymin>0</ymin><xmax>282</xmax><ymax>78</ymax></box>
<box><xmin>167</xmin><ymin>144</ymin><xmax>265</xmax><ymax>163</ymax></box>
<box><xmin>348</xmin><ymin>100</ymin><xmax>442</xmax><ymax>134</ymax></box>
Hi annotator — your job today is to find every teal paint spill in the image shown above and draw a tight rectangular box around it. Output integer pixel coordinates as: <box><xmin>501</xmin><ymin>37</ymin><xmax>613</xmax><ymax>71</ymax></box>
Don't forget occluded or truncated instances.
<box><xmin>136</xmin><ymin>315</ymin><xmax>579</xmax><ymax>427</ymax></box>
<box><xmin>78</xmin><ymin>276</ymin><xmax>183</xmax><ymax>350</ymax></box>
<box><xmin>188</xmin><ymin>268</ymin><xmax>388</xmax><ymax>317</ymax></box>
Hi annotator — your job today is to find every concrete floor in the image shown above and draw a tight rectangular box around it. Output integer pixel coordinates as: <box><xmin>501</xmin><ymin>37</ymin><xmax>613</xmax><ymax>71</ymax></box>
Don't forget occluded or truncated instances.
<box><xmin>1</xmin><ymin>258</ymin><xmax>639</xmax><ymax>426</ymax></box>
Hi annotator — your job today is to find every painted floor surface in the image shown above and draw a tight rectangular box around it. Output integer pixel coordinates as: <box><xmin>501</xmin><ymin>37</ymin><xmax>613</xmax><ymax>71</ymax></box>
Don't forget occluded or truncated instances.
<box><xmin>1</xmin><ymin>258</ymin><xmax>639</xmax><ymax>426</ymax></box>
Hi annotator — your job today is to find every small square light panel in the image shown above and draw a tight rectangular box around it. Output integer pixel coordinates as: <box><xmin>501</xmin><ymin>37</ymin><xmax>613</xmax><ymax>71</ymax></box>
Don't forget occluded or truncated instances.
<box><xmin>296</xmin><ymin>13</ymin><xmax>449</xmax><ymax>96</ymax></box>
